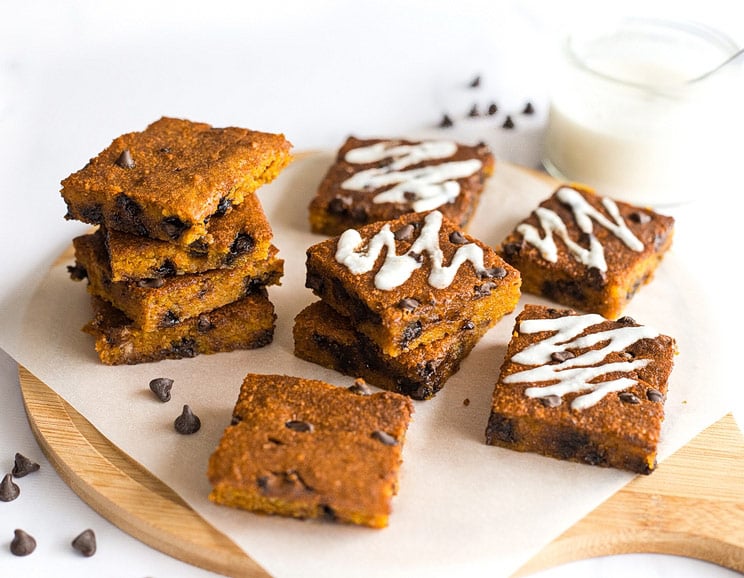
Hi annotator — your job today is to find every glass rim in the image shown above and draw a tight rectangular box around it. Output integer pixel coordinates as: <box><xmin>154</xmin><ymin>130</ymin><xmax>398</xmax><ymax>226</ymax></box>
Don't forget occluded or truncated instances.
<box><xmin>565</xmin><ymin>17</ymin><xmax>741</xmax><ymax>91</ymax></box>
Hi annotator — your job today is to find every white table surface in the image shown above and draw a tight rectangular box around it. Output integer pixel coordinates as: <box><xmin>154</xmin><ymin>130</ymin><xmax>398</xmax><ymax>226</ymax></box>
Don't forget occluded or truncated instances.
<box><xmin>1</xmin><ymin>1</ymin><xmax>743</xmax><ymax>576</ymax></box>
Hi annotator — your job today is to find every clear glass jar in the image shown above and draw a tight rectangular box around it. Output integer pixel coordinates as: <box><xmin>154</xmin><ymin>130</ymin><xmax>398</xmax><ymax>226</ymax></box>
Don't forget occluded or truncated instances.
<box><xmin>542</xmin><ymin>17</ymin><xmax>743</xmax><ymax>207</ymax></box>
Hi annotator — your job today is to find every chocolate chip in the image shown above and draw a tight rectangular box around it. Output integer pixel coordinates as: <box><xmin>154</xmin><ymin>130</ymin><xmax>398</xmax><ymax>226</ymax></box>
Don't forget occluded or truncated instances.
<box><xmin>398</xmin><ymin>298</ymin><xmax>420</xmax><ymax>312</ymax></box>
<box><xmin>67</xmin><ymin>264</ymin><xmax>88</xmax><ymax>281</ymax></box>
<box><xmin>403</xmin><ymin>191</ymin><xmax>417</xmax><ymax>202</ymax></box>
<box><xmin>285</xmin><ymin>420</ymin><xmax>314</xmax><ymax>433</ymax></box>
<box><xmin>468</xmin><ymin>103</ymin><xmax>480</xmax><ymax>117</ymax></box>
<box><xmin>646</xmin><ymin>388</ymin><xmax>665</xmax><ymax>403</ymax></box>
<box><xmin>469</xmin><ymin>75</ymin><xmax>481</xmax><ymax>88</ymax></box>
<box><xmin>539</xmin><ymin>395</ymin><xmax>562</xmax><ymax>408</ymax></box>
<box><xmin>502</xmin><ymin>242</ymin><xmax>522</xmax><ymax>259</ymax></box>
<box><xmin>154</xmin><ymin>260</ymin><xmax>176</xmax><ymax>277</ymax></box>
<box><xmin>348</xmin><ymin>378</ymin><xmax>372</xmax><ymax>396</ymax></box>
<box><xmin>629</xmin><ymin>211</ymin><xmax>651</xmax><ymax>225</ymax></box>
<box><xmin>230</xmin><ymin>233</ymin><xmax>255</xmax><ymax>257</ymax></box>
<box><xmin>487</xmin><ymin>102</ymin><xmax>498</xmax><ymax>115</ymax></box>
<box><xmin>174</xmin><ymin>405</ymin><xmax>201</xmax><ymax>434</ymax></box>
<box><xmin>162</xmin><ymin>216</ymin><xmax>188</xmax><ymax>240</ymax></box>
<box><xmin>196</xmin><ymin>313</ymin><xmax>213</xmax><ymax>332</ymax></box>
<box><xmin>149</xmin><ymin>377</ymin><xmax>173</xmax><ymax>402</ymax></box>
<box><xmin>502</xmin><ymin>115</ymin><xmax>515</xmax><ymax>129</ymax></box>
<box><xmin>408</xmin><ymin>251</ymin><xmax>423</xmax><ymax>263</ymax></box>
<box><xmin>522</xmin><ymin>102</ymin><xmax>535</xmax><ymax>115</ymax></box>
<box><xmin>0</xmin><ymin>474</ymin><xmax>20</xmax><ymax>502</ymax></box>
<box><xmin>188</xmin><ymin>239</ymin><xmax>209</xmax><ymax>255</ymax></box>
<box><xmin>114</xmin><ymin>149</ymin><xmax>135</xmax><ymax>168</ymax></box>
<box><xmin>616</xmin><ymin>316</ymin><xmax>636</xmax><ymax>325</ymax></box>
<box><xmin>618</xmin><ymin>392</ymin><xmax>641</xmax><ymax>404</ymax></box>
<box><xmin>328</xmin><ymin>197</ymin><xmax>348</xmax><ymax>215</ymax></box>
<box><xmin>214</xmin><ymin>197</ymin><xmax>232</xmax><ymax>217</ymax></box>
<box><xmin>160</xmin><ymin>310</ymin><xmax>179</xmax><ymax>328</ymax></box>
<box><xmin>12</xmin><ymin>453</ymin><xmax>40</xmax><ymax>478</ymax></box>
<box><xmin>71</xmin><ymin>529</ymin><xmax>97</xmax><ymax>557</ymax></box>
<box><xmin>474</xmin><ymin>281</ymin><xmax>497</xmax><ymax>297</ymax></box>
<box><xmin>551</xmin><ymin>351</ymin><xmax>575</xmax><ymax>363</ymax></box>
<box><xmin>449</xmin><ymin>230</ymin><xmax>467</xmax><ymax>245</ymax></box>
<box><xmin>586</xmin><ymin>266</ymin><xmax>607</xmax><ymax>289</ymax></box>
<box><xmin>463</xmin><ymin>398</ymin><xmax>471</xmax><ymax>406</ymax></box>
<box><xmin>10</xmin><ymin>529</ymin><xmax>36</xmax><ymax>556</ymax></box>
<box><xmin>159</xmin><ymin>146</ymin><xmax>172</xmax><ymax>153</ymax></box>
<box><xmin>439</xmin><ymin>113</ymin><xmax>454</xmax><ymax>128</ymax></box>
<box><xmin>137</xmin><ymin>277</ymin><xmax>165</xmax><ymax>289</ymax></box>
<box><xmin>371</xmin><ymin>431</ymin><xmax>398</xmax><ymax>446</ymax></box>
<box><xmin>461</xmin><ymin>320</ymin><xmax>475</xmax><ymax>331</ymax></box>
<box><xmin>481</xmin><ymin>266</ymin><xmax>507</xmax><ymax>279</ymax></box>
<box><xmin>394</xmin><ymin>224</ymin><xmax>415</xmax><ymax>241</ymax></box>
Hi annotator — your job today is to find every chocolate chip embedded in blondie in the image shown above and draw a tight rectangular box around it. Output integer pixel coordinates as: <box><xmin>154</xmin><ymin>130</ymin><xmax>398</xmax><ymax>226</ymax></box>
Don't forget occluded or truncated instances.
<box><xmin>309</xmin><ymin>136</ymin><xmax>494</xmax><ymax>236</ymax></box>
<box><xmin>207</xmin><ymin>372</ymin><xmax>414</xmax><ymax>528</ymax></box>
<box><xmin>61</xmin><ymin>117</ymin><xmax>292</xmax><ymax>246</ymax></box>
<box><xmin>84</xmin><ymin>290</ymin><xmax>275</xmax><ymax>365</ymax></box>
<box><xmin>497</xmin><ymin>184</ymin><xmax>675</xmax><ymax>318</ymax></box>
<box><xmin>305</xmin><ymin>210</ymin><xmax>521</xmax><ymax>357</ymax></box>
<box><xmin>485</xmin><ymin>305</ymin><xmax>677</xmax><ymax>474</ymax></box>
<box><xmin>72</xmin><ymin>230</ymin><xmax>283</xmax><ymax>331</ymax></box>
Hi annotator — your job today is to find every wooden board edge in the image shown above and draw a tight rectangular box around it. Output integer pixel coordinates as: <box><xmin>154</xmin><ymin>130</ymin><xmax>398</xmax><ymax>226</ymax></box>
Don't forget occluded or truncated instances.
<box><xmin>19</xmin><ymin>365</ymin><xmax>270</xmax><ymax>578</ymax></box>
<box><xmin>514</xmin><ymin>413</ymin><xmax>744</xmax><ymax>576</ymax></box>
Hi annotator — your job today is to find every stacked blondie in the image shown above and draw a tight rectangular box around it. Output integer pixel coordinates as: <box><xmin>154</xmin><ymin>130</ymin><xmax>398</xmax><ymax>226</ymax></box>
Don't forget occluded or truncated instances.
<box><xmin>61</xmin><ymin>117</ymin><xmax>293</xmax><ymax>364</ymax></box>
<box><xmin>294</xmin><ymin>209</ymin><xmax>522</xmax><ymax>399</ymax></box>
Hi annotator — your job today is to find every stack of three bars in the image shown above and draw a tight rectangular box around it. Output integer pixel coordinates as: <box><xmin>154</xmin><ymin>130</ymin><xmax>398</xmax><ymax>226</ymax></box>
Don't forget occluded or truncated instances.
<box><xmin>61</xmin><ymin>117</ymin><xmax>292</xmax><ymax>364</ymax></box>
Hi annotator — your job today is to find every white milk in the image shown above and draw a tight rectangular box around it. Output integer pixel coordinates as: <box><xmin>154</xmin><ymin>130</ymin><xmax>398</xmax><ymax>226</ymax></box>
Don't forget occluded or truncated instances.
<box><xmin>543</xmin><ymin>19</ymin><xmax>743</xmax><ymax>206</ymax></box>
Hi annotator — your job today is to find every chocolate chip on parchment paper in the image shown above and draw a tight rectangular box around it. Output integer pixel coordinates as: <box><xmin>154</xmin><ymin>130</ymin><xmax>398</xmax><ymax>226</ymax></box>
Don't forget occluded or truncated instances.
<box><xmin>174</xmin><ymin>405</ymin><xmax>201</xmax><ymax>434</ymax></box>
<box><xmin>71</xmin><ymin>529</ymin><xmax>97</xmax><ymax>557</ymax></box>
<box><xmin>10</xmin><ymin>529</ymin><xmax>36</xmax><ymax>556</ymax></box>
<box><xmin>12</xmin><ymin>453</ymin><xmax>40</xmax><ymax>478</ymax></box>
<box><xmin>0</xmin><ymin>473</ymin><xmax>20</xmax><ymax>502</ymax></box>
<box><xmin>149</xmin><ymin>377</ymin><xmax>174</xmax><ymax>402</ymax></box>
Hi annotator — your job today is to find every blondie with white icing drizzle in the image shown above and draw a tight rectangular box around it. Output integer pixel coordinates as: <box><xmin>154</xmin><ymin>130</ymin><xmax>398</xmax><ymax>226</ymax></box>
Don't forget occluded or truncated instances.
<box><xmin>486</xmin><ymin>305</ymin><xmax>677</xmax><ymax>475</ymax></box>
<box><xmin>499</xmin><ymin>183</ymin><xmax>674</xmax><ymax>318</ymax></box>
<box><xmin>309</xmin><ymin>136</ymin><xmax>494</xmax><ymax>236</ymax></box>
<box><xmin>305</xmin><ymin>210</ymin><xmax>520</xmax><ymax>357</ymax></box>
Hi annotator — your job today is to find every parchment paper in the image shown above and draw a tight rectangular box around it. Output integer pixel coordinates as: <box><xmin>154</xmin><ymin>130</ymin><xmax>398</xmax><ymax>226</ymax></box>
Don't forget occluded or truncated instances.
<box><xmin>1</xmin><ymin>154</ymin><xmax>731</xmax><ymax>577</ymax></box>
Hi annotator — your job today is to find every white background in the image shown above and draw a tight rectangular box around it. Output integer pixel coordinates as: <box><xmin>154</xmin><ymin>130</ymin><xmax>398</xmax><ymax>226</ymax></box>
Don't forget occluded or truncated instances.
<box><xmin>1</xmin><ymin>1</ymin><xmax>743</xmax><ymax>576</ymax></box>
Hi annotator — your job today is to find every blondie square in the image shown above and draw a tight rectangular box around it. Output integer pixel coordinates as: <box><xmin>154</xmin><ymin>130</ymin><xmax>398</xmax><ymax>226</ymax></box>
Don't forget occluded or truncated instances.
<box><xmin>84</xmin><ymin>290</ymin><xmax>275</xmax><ymax>365</ymax></box>
<box><xmin>305</xmin><ymin>210</ymin><xmax>521</xmax><ymax>357</ymax></box>
<box><xmin>498</xmin><ymin>184</ymin><xmax>674</xmax><ymax>318</ymax></box>
<box><xmin>72</xmin><ymin>230</ymin><xmax>283</xmax><ymax>331</ymax></box>
<box><xmin>293</xmin><ymin>300</ymin><xmax>488</xmax><ymax>400</ymax></box>
<box><xmin>207</xmin><ymin>373</ymin><xmax>414</xmax><ymax>528</ymax></box>
<box><xmin>61</xmin><ymin>117</ymin><xmax>292</xmax><ymax>246</ymax></box>
<box><xmin>309</xmin><ymin>136</ymin><xmax>494</xmax><ymax>236</ymax></box>
<box><xmin>485</xmin><ymin>305</ymin><xmax>677</xmax><ymax>474</ymax></box>
<box><xmin>104</xmin><ymin>192</ymin><xmax>274</xmax><ymax>282</ymax></box>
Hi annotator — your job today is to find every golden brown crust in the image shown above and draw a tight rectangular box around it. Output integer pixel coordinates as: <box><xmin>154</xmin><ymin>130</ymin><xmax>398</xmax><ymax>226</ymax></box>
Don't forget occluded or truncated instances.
<box><xmin>486</xmin><ymin>305</ymin><xmax>677</xmax><ymax>474</ymax></box>
<box><xmin>498</xmin><ymin>184</ymin><xmax>674</xmax><ymax>319</ymax></box>
<box><xmin>104</xmin><ymin>193</ymin><xmax>274</xmax><ymax>282</ymax></box>
<box><xmin>61</xmin><ymin>117</ymin><xmax>292</xmax><ymax>245</ymax></box>
<box><xmin>293</xmin><ymin>300</ymin><xmax>488</xmax><ymax>399</ymax></box>
<box><xmin>207</xmin><ymin>373</ymin><xmax>414</xmax><ymax>528</ymax></box>
<box><xmin>83</xmin><ymin>291</ymin><xmax>275</xmax><ymax>365</ymax></box>
<box><xmin>309</xmin><ymin>136</ymin><xmax>494</xmax><ymax>236</ymax></box>
<box><xmin>306</xmin><ymin>211</ymin><xmax>521</xmax><ymax>357</ymax></box>
<box><xmin>72</xmin><ymin>230</ymin><xmax>283</xmax><ymax>331</ymax></box>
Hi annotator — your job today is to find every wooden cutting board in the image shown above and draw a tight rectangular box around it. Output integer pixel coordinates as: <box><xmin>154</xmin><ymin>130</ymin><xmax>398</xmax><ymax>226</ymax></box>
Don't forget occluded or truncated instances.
<box><xmin>18</xmin><ymin>365</ymin><xmax>744</xmax><ymax>577</ymax></box>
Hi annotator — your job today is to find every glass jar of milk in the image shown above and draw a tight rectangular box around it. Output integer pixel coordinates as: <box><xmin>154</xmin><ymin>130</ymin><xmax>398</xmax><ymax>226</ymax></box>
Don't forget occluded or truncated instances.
<box><xmin>542</xmin><ymin>18</ymin><xmax>743</xmax><ymax>207</ymax></box>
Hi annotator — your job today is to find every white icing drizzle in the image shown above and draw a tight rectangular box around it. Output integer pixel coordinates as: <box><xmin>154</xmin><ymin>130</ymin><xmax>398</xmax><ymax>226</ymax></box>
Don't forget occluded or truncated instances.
<box><xmin>503</xmin><ymin>313</ymin><xmax>659</xmax><ymax>410</ymax></box>
<box><xmin>335</xmin><ymin>210</ymin><xmax>489</xmax><ymax>291</ymax></box>
<box><xmin>341</xmin><ymin>141</ymin><xmax>483</xmax><ymax>212</ymax></box>
<box><xmin>517</xmin><ymin>186</ymin><xmax>644</xmax><ymax>272</ymax></box>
